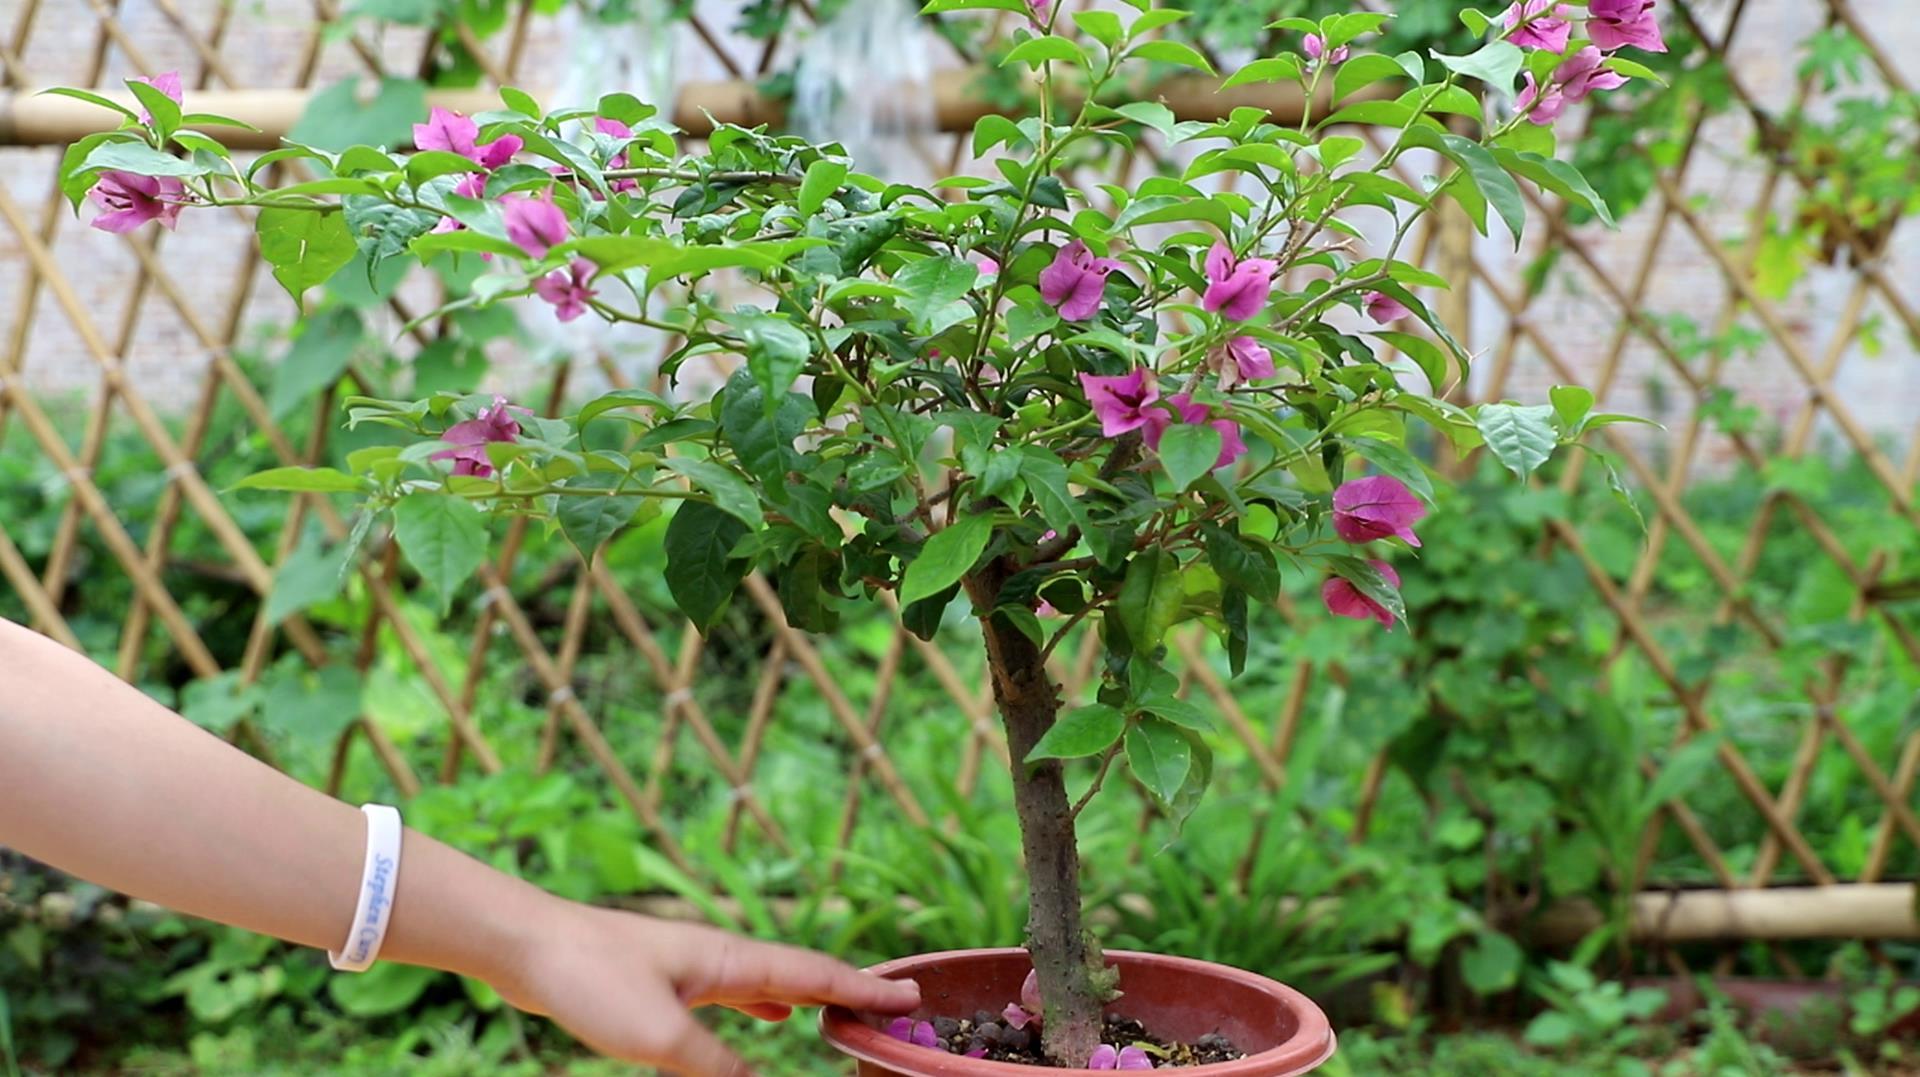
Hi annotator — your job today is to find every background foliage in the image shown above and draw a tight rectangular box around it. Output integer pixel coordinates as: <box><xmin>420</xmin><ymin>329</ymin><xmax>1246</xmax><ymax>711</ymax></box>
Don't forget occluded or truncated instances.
<box><xmin>4</xmin><ymin>0</ymin><xmax>1920</xmax><ymax>1073</ymax></box>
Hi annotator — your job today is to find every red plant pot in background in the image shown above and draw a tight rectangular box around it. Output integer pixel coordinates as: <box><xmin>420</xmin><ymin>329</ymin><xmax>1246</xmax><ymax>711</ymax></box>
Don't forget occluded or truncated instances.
<box><xmin>821</xmin><ymin>948</ymin><xmax>1335</xmax><ymax>1076</ymax></box>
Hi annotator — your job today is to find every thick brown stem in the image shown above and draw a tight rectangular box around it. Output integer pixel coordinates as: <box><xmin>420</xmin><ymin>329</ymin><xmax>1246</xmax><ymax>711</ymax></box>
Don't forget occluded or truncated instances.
<box><xmin>965</xmin><ymin>565</ymin><xmax>1107</xmax><ymax>1066</ymax></box>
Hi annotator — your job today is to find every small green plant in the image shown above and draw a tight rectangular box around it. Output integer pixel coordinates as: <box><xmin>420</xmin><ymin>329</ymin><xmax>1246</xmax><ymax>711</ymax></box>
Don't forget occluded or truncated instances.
<box><xmin>1523</xmin><ymin>960</ymin><xmax>1669</xmax><ymax>1066</ymax></box>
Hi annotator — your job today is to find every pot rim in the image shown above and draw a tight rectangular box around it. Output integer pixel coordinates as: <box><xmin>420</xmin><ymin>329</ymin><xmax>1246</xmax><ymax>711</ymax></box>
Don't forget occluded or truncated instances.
<box><xmin>820</xmin><ymin>947</ymin><xmax>1336</xmax><ymax>1076</ymax></box>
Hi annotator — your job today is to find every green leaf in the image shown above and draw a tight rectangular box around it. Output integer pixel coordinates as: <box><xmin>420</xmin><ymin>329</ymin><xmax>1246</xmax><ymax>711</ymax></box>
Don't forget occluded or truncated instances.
<box><xmin>1117</xmin><ymin>549</ymin><xmax>1182</xmax><ymax>655</ymax></box>
<box><xmin>1003</xmin><ymin>36</ymin><xmax>1084</xmax><ymax>69</ymax></box>
<box><xmin>720</xmin><ymin>370</ymin><xmax>806</xmax><ymax>485</ymax></box>
<box><xmin>126</xmin><ymin>80</ymin><xmax>182</xmax><ymax>137</ymax></box>
<box><xmin>1114</xmin><ymin>101</ymin><xmax>1177</xmax><ymax>140</ymax></box>
<box><xmin>499</xmin><ymin>86</ymin><xmax>541</xmax><ymax>117</ymax></box>
<box><xmin>798</xmin><ymin>158</ymin><xmax>849</xmax><ymax>216</ymax></box>
<box><xmin>664</xmin><ymin>458</ymin><xmax>762</xmax><ymax>528</ymax></box>
<box><xmin>1432</xmin><ymin>40</ymin><xmax>1523</xmax><ymax>92</ymax></box>
<box><xmin>1017</xmin><ymin>447</ymin><xmax>1089</xmax><ymax>535</ymax></box>
<box><xmin>288</xmin><ymin>76</ymin><xmax>426</xmax><ymax>153</ymax></box>
<box><xmin>264</xmin><ymin>529</ymin><xmax>352</xmax><ymax>625</ymax></box>
<box><xmin>76</xmin><ymin>139</ymin><xmax>214</xmax><ymax>178</ymax></box>
<box><xmin>259</xmin><ymin>663</ymin><xmax>362</xmax><ymax>751</ymax></box>
<box><xmin>1139</xmin><ymin>694</ymin><xmax>1212</xmax><ymax>732</ymax></box>
<box><xmin>1026</xmin><ymin>704</ymin><xmax>1126</xmax><ymax>762</ymax></box>
<box><xmin>180</xmin><ymin>672</ymin><xmax>260</xmax><ymax>733</ymax></box>
<box><xmin>1157</xmin><ymin>423</ymin><xmax>1221</xmax><ymax>492</ymax></box>
<box><xmin>1598</xmin><ymin>452</ymin><xmax>1647</xmax><ymax>535</ymax></box>
<box><xmin>555</xmin><ymin>479</ymin><xmax>645</xmax><ymax>556</ymax></box>
<box><xmin>1128</xmin><ymin>39</ymin><xmax>1214</xmax><ymax>73</ymax></box>
<box><xmin>1333</xmin><ymin>53</ymin><xmax>1414</xmax><ymax>103</ymax></box>
<box><xmin>1604</xmin><ymin>55</ymin><xmax>1667</xmax><ymax>86</ymax></box>
<box><xmin>1461</xmin><ymin>931</ymin><xmax>1524</xmax><ymax>995</ymax></box>
<box><xmin>664</xmin><ymin>501</ymin><xmax>750</xmax><ymax>631</ymax></box>
<box><xmin>1222</xmin><ymin>56</ymin><xmax>1304</xmax><ymax>90</ymax></box>
<box><xmin>920</xmin><ymin>0</ymin><xmax>1031</xmax><ymax>13</ymax></box>
<box><xmin>1329</xmin><ymin>555</ymin><xmax>1406</xmax><ymax>626</ymax></box>
<box><xmin>1549</xmin><ymin>385</ymin><xmax>1594</xmax><ymax>433</ymax></box>
<box><xmin>231</xmin><ymin>466</ymin><xmax>366</xmax><ymax>493</ymax></box>
<box><xmin>1126</xmin><ymin>716</ymin><xmax>1193</xmax><ymax>805</ymax></box>
<box><xmin>1203</xmin><ymin>524</ymin><xmax>1279</xmax><ymax>604</ymax></box>
<box><xmin>1072</xmin><ymin>10</ymin><xmax>1124</xmax><ymax>47</ymax></box>
<box><xmin>329</xmin><ymin>964</ymin><xmax>440</xmax><ymax>1017</ymax></box>
<box><xmin>1491</xmin><ymin>148</ymin><xmax>1615</xmax><ymax>228</ymax></box>
<box><xmin>1475</xmin><ymin>402</ymin><xmax>1558</xmax><ymax>478</ymax></box>
<box><xmin>1410</xmin><ymin>129</ymin><xmax>1527</xmax><ymax>245</ymax></box>
<box><xmin>38</xmin><ymin>86</ymin><xmax>139</xmax><ymax>123</ymax></box>
<box><xmin>577</xmin><ymin>388</ymin><xmax>674</xmax><ymax>428</ymax></box>
<box><xmin>392</xmin><ymin>493</ymin><xmax>488</xmax><ymax>615</ymax></box>
<box><xmin>727</xmin><ymin>312</ymin><xmax>813</xmax><ymax>407</ymax></box>
<box><xmin>1166</xmin><ymin>727</ymin><xmax>1213</xmax><ymax>829</ymax></box>
<box><xmin>899</xmin><ymin>512</ymin><xmax>993</xmax><ymax>607</ymax></box>
<box><xmin>1346</xmin><ymin>436</ymin><xmax>1436</xmax><ymax>506</ymax></box>
<box><xmin>1374</xmin><ymin>329</ymin><xmax>1453</xmax><ymax>394</ymax></box>
<box><xmin>267</xmin><ymin>308</ymin><xmax>363</xmax><ymax>418</ymax></box>
<box><xmin>893</xmin><ymin>255</ymin><xmax>979</xmax><ymax>328</ymax></box>
<box><xmin>404</xmin><ymin>148</ymin><xmax>483</xmax><ymax>185</ymax></box>
<box><xmin>258</xmin><ymin>207</ymin><xmax>357</xmax><ymax>313</ymax></box>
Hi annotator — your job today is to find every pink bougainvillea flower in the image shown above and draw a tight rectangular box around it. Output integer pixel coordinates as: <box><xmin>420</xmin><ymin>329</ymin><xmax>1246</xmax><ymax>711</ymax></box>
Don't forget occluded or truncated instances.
<box><xmin>1501</xmin><ymin>0</ymin><xmax>1573</xmax><ymax>53</ymax></box>
<box><xmin>1201</xmin><ymin>242</ymin><xmax>1278</xmax><ymax>322</ymax></box>
<box><xmin>130</xmin><ymin>71</ymin><xmax>182</xmax><ymax>125</ymax></box>
<box><xmin>534</xmin><ymin>258</ymin><xmax>597</xmax><ymax>322</ymax></box>
<box><xmin>1364</xmin><ymin>290</ymin><xmax>1412</xmax><ymax>323</ymax></box>
<box><xmin>1145</xmin><ymin>392</ymin><xmax>1248</xmax><ymax>471</ymax></box>
<box><xmin>1587</xmin><ymin>0</ymin><xmax>1667</xmax><ymax>53</ymax></box>
<box><xmin>1517</xmin><ymin>72</ymin><xmax>1568</xmax><ymax>125</ymax></box>
<box><xmin>1303</xmin><ymin>33</ymin><xmax>1350</xmax><ymax>65</ymax></box>
<box><xmin>1003</xmin><ymin>1002</ymin><xmax>1037</xmax><ymax>1029</ymax></box>
<box><xmin>87</xmin><ymin>170</ymin><xmax>185</xmax><ymax>233</ymax></box>
<box><xmin>1333</xmin><ymin>475</ymin><xmax>1428</xmax><ymax>547</ymax></box>
<box><xmin>974</xmin><ymin>252</ymin><xmax>1000</xmax><ymax>278</ymax></box>
<box><xmin>1520</xmin><ymin>47</ymin><xmax>1628</xmax><ymax>125</ymax></box>
<box><xmin>885</xmin><ymin>1018</ymin><xmax>944</xmax><ymax>1050</ymax></box>
<box><xmin>1367</xmin><ymin>287</ymin><xmax>1413</xmax><ymax>320</ymax></box>
<box><xmin>1078</xmin><ymin>369</ymin><xmax>1160</xmax><ymax>437</ymax></box>
<box><xmin>1088</xmin><ymin>1043</ymin><xmax>1155</xmax><ymax>1069</ymax></box>
<box><xmin>1040</xmin><ymin>240</ymin><xmax>1123</xmax><ymax>321</ymax></box>
<box><xmin>1021</xmin><ymin>968</ymin><xmax>1043</xmax><ymax>1014</ymax></box>
<box><xmin>501</xmin><ymin>191</ymin><xmax>569</xmax><ymax>257</ymax></box>
<box><xmin>412</xmin><ymin>106</ymin><xmax>522</xmax><ymax>170</ymax></box>
<box><xmin>1027</xmin><ymin>0</ymin><xmax>1051</xmax><ymax>28</ymax></box>
<box><xmin>1227</xmin><ymin>334</ymin><xmax>1275</xmax><ymax>382</ymax></box>
<box><xmin>432</xmin><ymin>172</ymin><xmax>490</xmax><ymax>234</ymax></box>
<box><xmin>1322</xmin><ymin>561</ymin><xmax>1401</xmax><ymax>629</ymax></box>
<box><xmin>1557</xmin><ymin>46</ymin><xmax>1630</xmax><ymax>101</ymax></box>
<box><xmin>594</xmin><ymin>117</ymin><xmax>641</xmax><ymax>194</ymax></box>
<box><xmin>431</xmin><ymin>395</ymin><xmax>530</xmax><ymax>478</ymax></box>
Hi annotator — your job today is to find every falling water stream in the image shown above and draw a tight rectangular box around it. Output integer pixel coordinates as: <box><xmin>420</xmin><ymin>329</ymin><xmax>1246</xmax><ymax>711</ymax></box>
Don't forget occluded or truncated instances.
<box><xmin>518</xmin><ymin>0</ymin><xmax>682</xmax><ymax>377</ymax></box>
<box><xmin>791</xmin><ymin>0</ymin><xmax>937</xmax><ymax>179</ymax></box>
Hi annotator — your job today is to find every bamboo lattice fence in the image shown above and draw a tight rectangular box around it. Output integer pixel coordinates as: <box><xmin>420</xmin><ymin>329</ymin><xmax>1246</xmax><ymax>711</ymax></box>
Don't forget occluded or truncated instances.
<box><xmin>0</xmin><ymin>0</ymin><xmax>1916</xmax><ymax>965</ymax></box>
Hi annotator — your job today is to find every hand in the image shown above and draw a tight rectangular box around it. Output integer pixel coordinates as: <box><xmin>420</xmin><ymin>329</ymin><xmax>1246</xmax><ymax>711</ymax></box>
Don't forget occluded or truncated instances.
<box><xmin>492</xmin><ymin>897</ymin><xmax>920</xmax><ymax>1075</ymax></box>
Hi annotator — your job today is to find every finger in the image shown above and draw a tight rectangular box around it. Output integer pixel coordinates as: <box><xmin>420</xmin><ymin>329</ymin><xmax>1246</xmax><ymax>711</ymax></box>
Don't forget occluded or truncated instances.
<box><xmin>728</xmin><ymin>1002</ymin><xmax>793</xmax><ymax>1022</ymax></box>
<box><xmin>656</xmin><ymin>1012</ymin><xmax>755</xmax><ymax>1077</ymax></box>
<box><xmin>700</xmin><ymin>937</ymin><xmax>920</xmax><ymax>1012</ymax></box>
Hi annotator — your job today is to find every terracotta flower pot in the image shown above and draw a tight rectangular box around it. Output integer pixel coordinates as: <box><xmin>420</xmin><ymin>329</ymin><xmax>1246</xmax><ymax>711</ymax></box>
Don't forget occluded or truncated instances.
<box><xmin>821</xmin><ymin>948</ymin><xmax>1335</xmax><ymax>1076</ymax></box>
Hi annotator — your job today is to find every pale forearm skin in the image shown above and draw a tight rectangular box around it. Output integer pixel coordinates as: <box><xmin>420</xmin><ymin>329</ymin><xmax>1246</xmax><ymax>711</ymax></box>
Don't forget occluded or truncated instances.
<box><xmin>0</xmin><ymin>616</ymin><xmax>534</xmax><ymax>986</ymax></box>
<box><xmin>0</xmin><ymin>616</ymin><xmax>919</xmax><ymax>1074</ymax></box>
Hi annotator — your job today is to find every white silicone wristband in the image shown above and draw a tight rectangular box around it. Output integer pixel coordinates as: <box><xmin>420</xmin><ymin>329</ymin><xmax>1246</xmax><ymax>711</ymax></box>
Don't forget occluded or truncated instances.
<box><xmin>329</xmin><ymin>804</ymin><xmax>404</xmax><ymax>972</ymax></box>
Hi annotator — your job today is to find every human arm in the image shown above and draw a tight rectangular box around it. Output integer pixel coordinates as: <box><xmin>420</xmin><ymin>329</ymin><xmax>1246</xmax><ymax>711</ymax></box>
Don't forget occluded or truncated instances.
<box><xmin>0</xmin><ymin>617</ymin><xmax>917</xmax><ymax>1074</ymax></box>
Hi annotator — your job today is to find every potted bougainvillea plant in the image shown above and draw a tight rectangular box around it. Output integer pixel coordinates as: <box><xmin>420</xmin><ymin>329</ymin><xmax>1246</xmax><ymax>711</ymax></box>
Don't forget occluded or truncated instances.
<box><xmin>53</xmin><ymin>0</ymin><xmax>1659</xmax><ymax>1070</ymax></box>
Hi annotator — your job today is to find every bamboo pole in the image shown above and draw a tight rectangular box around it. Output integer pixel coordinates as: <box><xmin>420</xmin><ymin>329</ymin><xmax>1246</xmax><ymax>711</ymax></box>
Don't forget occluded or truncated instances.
<box><xmin>0</xmin><ymin>72</ymin><xmax>1353</xmax><ymax>147</ymax></box>
<box><xmin>610</xmin><ymin>884</ymin><xmax>1920</xmax><ymax>944</ymax></box>
<box><xmin>1529</xmin><ymin>884</ymin><xmax>1920</xmax><ymax>945</ymax></box>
